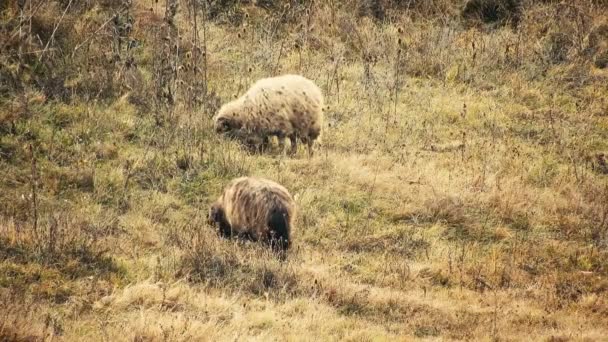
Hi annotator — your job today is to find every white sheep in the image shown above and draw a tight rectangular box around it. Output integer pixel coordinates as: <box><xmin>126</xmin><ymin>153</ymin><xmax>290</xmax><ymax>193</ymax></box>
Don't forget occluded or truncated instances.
<box><xmin>213</xmin><ymin>74</ymin><xmax>324</xmax><ymax>156</ymax></box>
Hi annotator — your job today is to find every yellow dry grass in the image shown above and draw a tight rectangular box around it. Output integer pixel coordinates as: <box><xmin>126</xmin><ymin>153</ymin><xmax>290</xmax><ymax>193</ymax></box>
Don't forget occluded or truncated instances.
<box><xmin>1</xmin><ymin>0</ymin><xmax>608</xmax><ymax>341</ymax></box>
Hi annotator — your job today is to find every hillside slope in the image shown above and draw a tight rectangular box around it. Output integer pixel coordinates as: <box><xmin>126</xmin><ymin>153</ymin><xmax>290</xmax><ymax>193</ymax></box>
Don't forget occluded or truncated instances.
<box><xmin>1</xmin><ymin>0</ymin><xmax>608</xmax><ymax>340</ymax></box>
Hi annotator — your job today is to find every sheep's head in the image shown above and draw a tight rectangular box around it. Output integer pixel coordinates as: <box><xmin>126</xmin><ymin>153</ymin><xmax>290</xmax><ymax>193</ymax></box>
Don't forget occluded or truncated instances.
<box><xmin>214</xmin><ymin>116</ymin><xmax>237</xmax><ymax>134</ymax></box>
<box><xmin>208</xmin><ymin>202</ymin><xmax>225</xmax><ymax>226</ymax></box>
<box><xmin>213</xmin><ymin>104</ymin><xmax>242</xmax><ymax>135</ymax></box>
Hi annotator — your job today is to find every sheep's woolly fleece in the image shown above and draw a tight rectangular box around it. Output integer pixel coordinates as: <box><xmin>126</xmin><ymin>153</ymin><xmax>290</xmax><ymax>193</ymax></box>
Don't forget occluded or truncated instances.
<box><xmin>209</xmin><ymin>177</ymin><xmax>296</xmax><ymax>250</ymax></box>
<box><xmin>213</xmin><ymin>74</ymin><xmax>324</xmax><ymax>154</ymax></box>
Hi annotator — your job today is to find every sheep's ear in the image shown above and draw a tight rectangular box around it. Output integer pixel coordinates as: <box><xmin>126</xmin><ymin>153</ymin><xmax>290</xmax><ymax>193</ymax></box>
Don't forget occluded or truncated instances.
<box><xmin>223</xmin><ymin>119</ymin><xmax>233</xmax><ymax>129</ymax></box>
<box><xmin>216</xmin><ymin>117</ymin><xmax>231</xmax><ymax>130</ymax></box>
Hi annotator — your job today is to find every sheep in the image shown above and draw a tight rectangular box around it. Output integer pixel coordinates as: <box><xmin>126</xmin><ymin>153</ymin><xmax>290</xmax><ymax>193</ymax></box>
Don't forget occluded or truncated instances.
<box><xmin>207</xmin><ymin>176</ymin><xmax>296</xmax><ymax>256</ymax></box>
<box><xmin>213</xmin><ymin>74</ymin><xmax>324</xmax><ymax>157</ymax></box>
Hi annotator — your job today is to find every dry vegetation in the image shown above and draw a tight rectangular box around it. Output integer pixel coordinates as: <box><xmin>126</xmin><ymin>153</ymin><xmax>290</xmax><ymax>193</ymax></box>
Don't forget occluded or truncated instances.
<box><xmin>1</xmin><ymin>0</ymin><xmax>608</xmax><ymax>340</ymax></box>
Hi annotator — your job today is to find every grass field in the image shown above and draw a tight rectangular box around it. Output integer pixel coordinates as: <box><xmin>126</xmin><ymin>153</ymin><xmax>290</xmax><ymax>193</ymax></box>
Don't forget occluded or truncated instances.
<box><xmin>1</xmin><ymin>0</ymin><xmax>608</xmax><ymax>340</ymax></box>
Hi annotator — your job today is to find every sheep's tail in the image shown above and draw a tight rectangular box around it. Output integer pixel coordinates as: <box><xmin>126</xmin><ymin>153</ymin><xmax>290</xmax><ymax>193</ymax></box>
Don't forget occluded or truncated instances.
<box><xmin>268</xmin><ymin>208</ymin><xmax>291</xmax><ymax>256</ymax></box>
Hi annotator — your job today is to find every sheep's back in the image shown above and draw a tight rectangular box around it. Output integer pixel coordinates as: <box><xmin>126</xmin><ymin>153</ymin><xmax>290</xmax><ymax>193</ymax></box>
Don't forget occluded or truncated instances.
<box><xmin>220</xmin><ymin>177</ymin><xmax>294</xmax><ymax>239</ymax></box>
<box><xmin>247</xmin><ymin>75</ymin><xmax>323</xmax><ymax>125</ymax></box>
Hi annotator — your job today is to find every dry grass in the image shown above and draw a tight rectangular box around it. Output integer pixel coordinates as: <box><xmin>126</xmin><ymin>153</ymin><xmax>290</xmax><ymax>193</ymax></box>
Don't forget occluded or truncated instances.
<box><xmin>1</xmin><ymin>0</ymin><xmax>608</xmax><ymax>340</ymax></box>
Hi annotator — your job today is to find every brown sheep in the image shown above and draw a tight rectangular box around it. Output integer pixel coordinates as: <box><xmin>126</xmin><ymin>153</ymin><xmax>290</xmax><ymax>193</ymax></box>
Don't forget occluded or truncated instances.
<box><xmin>213</xmin><ymin>74</ymin><xmax>324</xmax><ymax>156</ymax></box>
<box><xmin>208</xmin><ymin>177</ymin><xmax>296</xmax><ymax>255</ymax></box>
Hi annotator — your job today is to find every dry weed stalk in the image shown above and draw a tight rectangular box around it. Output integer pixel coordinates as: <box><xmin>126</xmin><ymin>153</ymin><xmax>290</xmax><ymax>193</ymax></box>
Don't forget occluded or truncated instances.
<box><xmin>390</xmin><ymin>37</ymin><xmax>405</xmax><ymax>127</ymax></box>
<box><xmin>28</xmin><ymin>144</ymin><xmax>38</xmax><ymax>240</ymax></box>
<box><xmin>38</xmin><ymin>0</ymin><xmax>73</xmax><ymax>62</ymax></box>
<box><xmin>182</xmin><ymin>0</ymin><xmax>208</xmax><ymax>113</ymax></box>
<box><xmin>151</xmin><ymin>0</ymin><xmax>180</xmax><ymax>123</ymax></box>
<box><xmin>326</xmin><ymin>53</ymin><xmax>342</xmax><ymax>103</ymax></box>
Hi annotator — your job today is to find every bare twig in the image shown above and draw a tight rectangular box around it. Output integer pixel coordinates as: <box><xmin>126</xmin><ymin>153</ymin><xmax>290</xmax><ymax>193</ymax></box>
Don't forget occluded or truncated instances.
<box><xmin>202</xmin><ymin>0</ymin><xmax>208</xmax><ymax>112</ymax></box>
<box><xmin>71</xmin><ymin>15</ymin><xmax>117</xmax><ymax>58</ymax></box>
<box><xmin>39</xmin><ymin>0</ymin><xmax>73</xmax><ymax>62</ymax></box>
<box><xmin>9</xmin><ymin>0</ymin><xmax>46</xmax><ymax>40</ymax></box>
<box><xmin>272</xmin><ymin>40</ymin><xmax>285</xmax><ymax>75</ymax></box>
<box><xmin>190</xmin><ymin>0</ymin><xmax>199</xmax><ymax>110</ymax></box>
<box><xmin>0</xmin><ymin>48</ymin><xmax>57</xmax><ymax>57</ymax></box>
<box><xmin>29</xmin><ymin>144</ymin><xmax>38</xmax><ymax>239</ymax></box>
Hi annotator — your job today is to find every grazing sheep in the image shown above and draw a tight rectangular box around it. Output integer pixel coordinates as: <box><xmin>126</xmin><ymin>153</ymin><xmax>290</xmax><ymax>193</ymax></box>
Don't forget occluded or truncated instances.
<box><xmin>213</xmin><ymin>74</ymin><xmax>324</xmax><ymax>156</ymax></box>
<box><xmin>208</xmin><ymin>177</ymin><xmax>296</xmax><ymax>255</ymax></box>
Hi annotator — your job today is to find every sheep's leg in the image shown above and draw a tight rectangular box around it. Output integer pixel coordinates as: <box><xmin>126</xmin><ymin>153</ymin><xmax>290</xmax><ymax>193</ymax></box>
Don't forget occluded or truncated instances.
<box><xmin>243</xmin><ymin>136</ymin><xmax>259</xmax><ymax>154</ymax></box>
<box><xmin>289</xmin><ymin>135</ymin><xmax>298</xmax><ymax>155</ymax></box>
<box><xmin>260</xmin><ymin>136</ymin><xmax>270</xmax><ymax>153</ymax></box>
<box><xmin>307</xmin><ymin>139</ymin><xmax>314</xmax><ymax>158</ymax></box>
<box><xmin>300</xmin><ymin>136</ymin><xmax>314</xmax><ymax>158</ymax></box>
<box><xmin>236</xmin><ymin>230</ymin><xmax>256</xmax><ymax>242</ymax></box>
<box><xmin>278</xmin><ymin>136</ymin><xmax>287</xmax><ymax>155</ymax></box>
